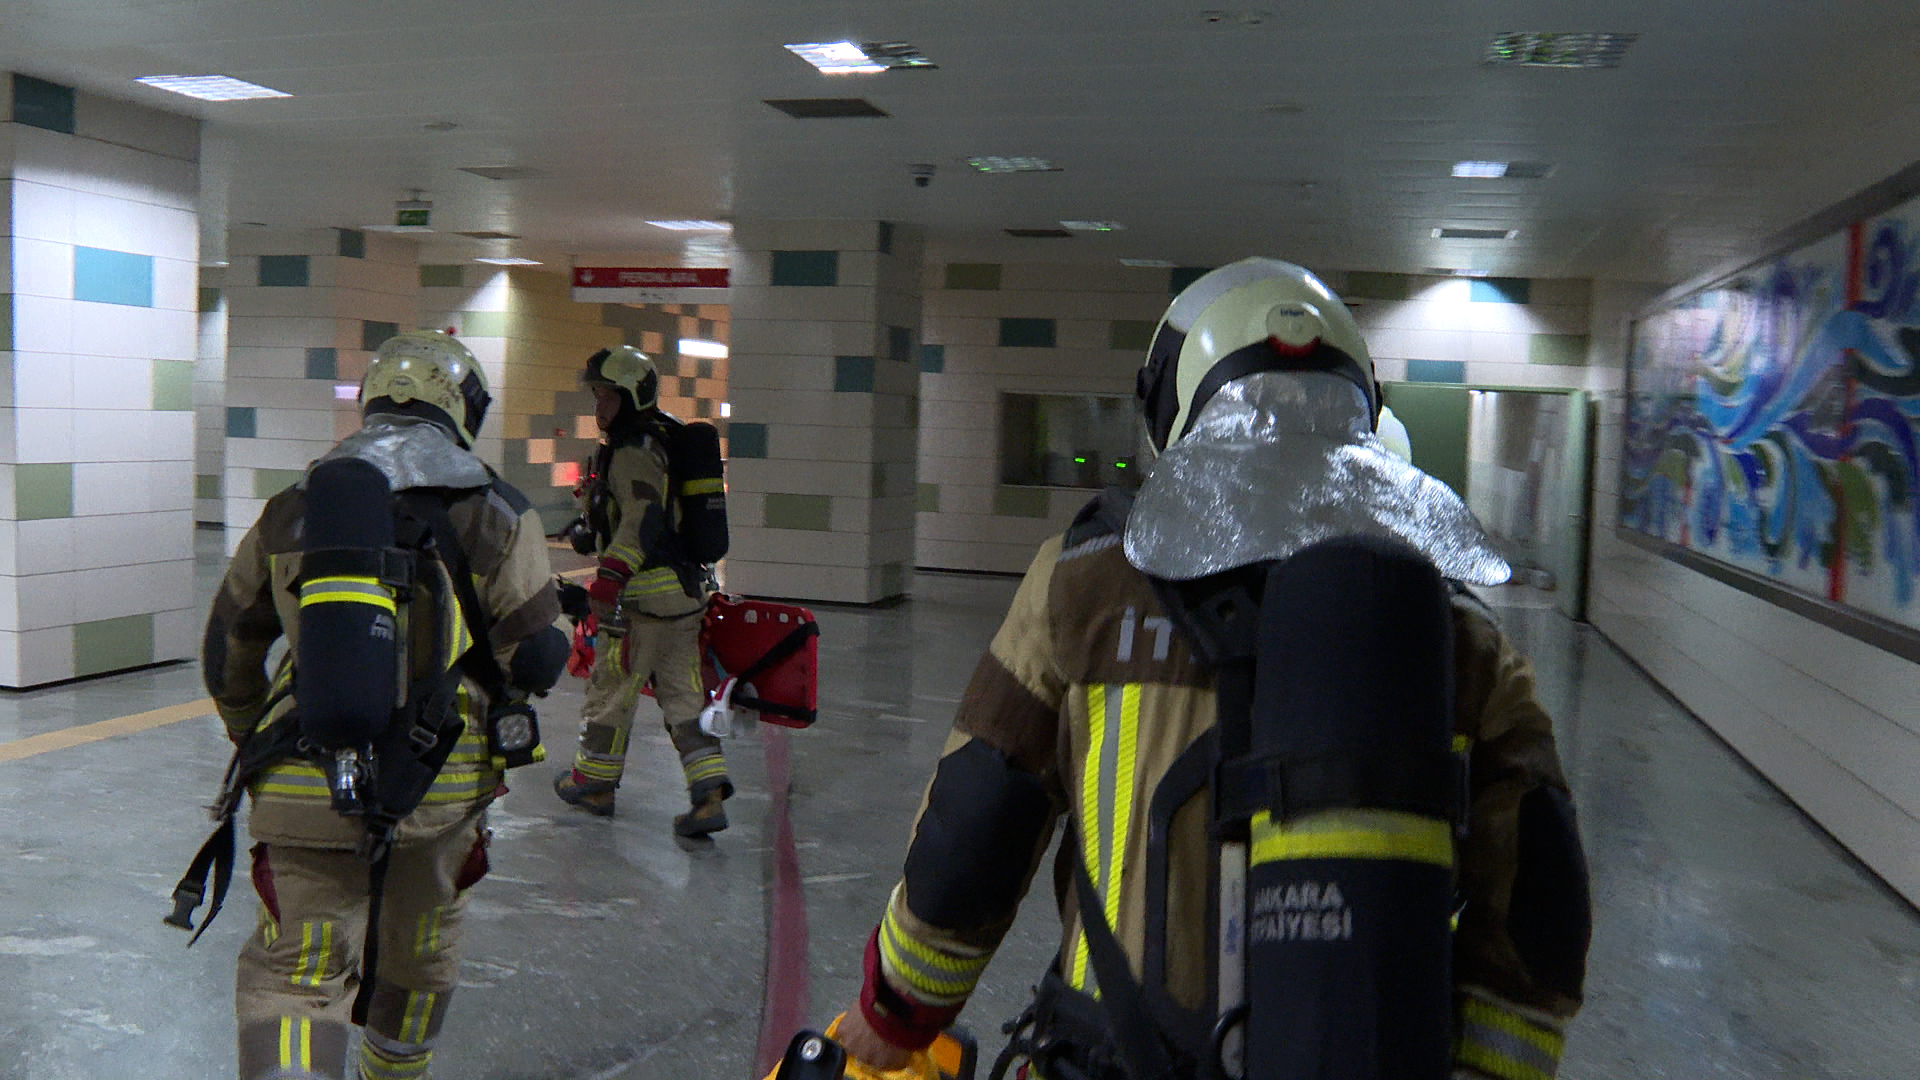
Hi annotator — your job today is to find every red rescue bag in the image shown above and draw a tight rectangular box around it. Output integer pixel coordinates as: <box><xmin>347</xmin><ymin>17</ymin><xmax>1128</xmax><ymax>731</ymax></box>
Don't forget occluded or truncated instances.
<box><xmin>701</xmin><ymin>595</ymin><xmax>819</xmax><ymax>728</ymax></box>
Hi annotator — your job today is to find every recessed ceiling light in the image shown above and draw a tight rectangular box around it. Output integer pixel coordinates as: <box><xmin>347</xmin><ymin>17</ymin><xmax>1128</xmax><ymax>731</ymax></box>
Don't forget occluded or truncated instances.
<box><xmin>1120</xmin><ymin>258</ymin><xmax>1177</xmax><ymax>268</ymax></box>
<box><xmin>1433</xmin><ymin>227</ymin><xmax>1518</xmax><ymax>240</ymax></box>
<box><xmin>1451</xmin><ymin>160</ymin><xmax>1555</xmax><ymax>179</ymax></box>
<box><xmin>764</xmin><ymin>98</ymin><xmax>891</xmax><ymax>119</ymax></box>
<box><xmin>678</xmin><ymin>339</ymin><xmax>729</xmax><ymax>359</ymax></box>
<box><xmin>424</xmin><ymin>120</ymin><xmax>458</xmax><ymax>132</ymax></box>
<box><xmin>474</xmin><ymin>257</ymin><xmax>542</xmax><ymax>266</ymax></box>
<box><xmin>136</xmin><ymin>75</ymin><xmax>291</xmax><ymax>101</ymax></box>
<box><xmin>1061</xmin><ymin>221</ymin><xmax>1124</xmax><ymax>232</ymax></box>
<box><xmin>1006</xmin><ymin>228</ymin><xmax>1073</xmax><ymax>239</ymax></box>
<box><xmin>967</xmin><ymin>156</ymin><xmax>1059</xmax><ymax>174</ymax></box>
<box><xmin>647</xmin><ymin>220</ymin><xmax>732</xmax><ymax>232</ymax></box>
<box><xmin>1426</xmin><ymin>266</ymin><xmax>1492</xmax><ymax>277</ymax></box>
<box><xmin>460</xmin><ymin>166</ymin><xmax>543</xmax><ymax>181</ymax></box>
<box><xmin>1483</xmin><ymin>32</ymin><xmax>1638</xmax><ymax>68</ymax></box>
<box><xmin>784</xmin><ymin>40</ymin><xmax>938</xmax><ymax>74</ymax></box>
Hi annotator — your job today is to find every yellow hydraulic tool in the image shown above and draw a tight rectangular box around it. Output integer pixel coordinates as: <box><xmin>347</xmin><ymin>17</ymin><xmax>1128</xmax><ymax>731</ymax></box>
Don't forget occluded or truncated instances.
<box><xmin>764</xmin><ymin>1016</ymin><xmax>975</xmax><ymax>1080</ymax></box>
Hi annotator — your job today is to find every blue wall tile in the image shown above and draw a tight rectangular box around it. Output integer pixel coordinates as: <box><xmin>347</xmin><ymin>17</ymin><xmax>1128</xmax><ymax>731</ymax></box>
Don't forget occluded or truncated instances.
<box><xmin>73</xmin><ymin>248</ymin><xmax>155</xmax><ymax>308</ymax></box>
<box><xmin>888</xmin><ymin>325</ymin><xmax>913</xmax><ymax>362</ymax></box>
<box><xmin>1469</xmin><ymin>277</ymin><xmax>1532</xmax><ymax>304</ymax></box>
<box><xmin>834</xmin><ymin>356</ymin><xmax>876</xmax><ymax>393</ymax></box>
<box><xmin>1406</xmin><ymin>359</ymin><xmax>1467</xmax><ymax>384</ymax></box>
<box><xmin>337</xmin><ymin>228</ymin><xmax>366</xmax><ymax>259</ymax></box>
<box><xmin>998</xmin><ymin>318</ymin><xmax>1056</xmax><ymax>348</ymax></box>
<box><xmin>771</xmin><ymin>250</ymin><xmax>839</xmax><ymax>287</ymax></box>
<box><xmin>919</xmin><ymin>344</ymin><xmax>945</xmax><ymax>373</ymax></box>
<box><xmin>729</xmin><ymin>422</ymin><xmax>768</xmax><ymax>458</ymax></box>
<box><xmin>12</xmin><ymin>74</ymin><xmax>74</xmax><ymax>134</ymax></box>
<box><xmin>305</xmin><ymin>347</ymin><xmax>338</xmax><ymax>380</ymax></box>
<box><xmin>362</xmin><ymin>321</ymin><xmax>399</xmax><ymax>351</ymax></box>
<box><xmin>258</xmin><ymin>255</ymin><xmax>310</xmax><ymax>287</ymax></box>
<box><xmin>226</xmin><ymin>407</ymin><xmax>258</xmax><ymax>439</ymax></box>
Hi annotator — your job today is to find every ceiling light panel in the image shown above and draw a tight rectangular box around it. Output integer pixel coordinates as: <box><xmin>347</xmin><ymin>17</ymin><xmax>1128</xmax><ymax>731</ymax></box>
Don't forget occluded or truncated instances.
<box><xmin>460</xmin><ymin>166</ymin><xmax>544</xmax><ymax>181</ymax></box>
<box><xmin>784</xmin><ymin>41</ymin><xmax>936</xmax><ymax>75</ymax></box>
<box><xmin>1483</xmin><ymin>32</ymin><xmax>1638</xmax><ymax>68</ymax></box>
<box><xmin>1061</xmin><ymin>221</ymin><xmax>1124</xmax><ymax>232</ymax></box>
<box><xmin>136</xmin><ymin>75</ymin><xmax>290</xmax><ymax>101</ymax></box>
<box><xmin>474</xmin><ymin>257</ymin><xmax>542</xmax><ymax>265</ymax></box>
<box><xmin>1006</xmin><ymin>228</ymin><xmax>1073</xmax><ymax>238</ymax></box>
<box><xmin>647</xmin><ymin>220</ymin><xmax>732</xmax><ymax>231</ymax></box>
<box><xmin>1451</xmin><ymin>160</ymin><xmax>1555</xmax><ymax>179</ymax></box>
<box><xmin>764</xmin><ymin>98</ymin><xmax>890</xmax><ymax>118</ymax></box>
<box><xmin>678</xmin><ymin>339</ymin><xmax>729</xmax><ymax>359</ymax></box>
<box><xmin>1433</xmin><ymin>227</ymin><xmax>1518</xmax><ymax>240</ymax></box>
<box><xmin>967</xmin><ymin>156</ymin><xmax>1058</xmax><ymax>174</ymax></box>
<box><xmin>1120</xmin><ymin>258</ymin><xmax>1176</xmax><ymax>268</ymax></box>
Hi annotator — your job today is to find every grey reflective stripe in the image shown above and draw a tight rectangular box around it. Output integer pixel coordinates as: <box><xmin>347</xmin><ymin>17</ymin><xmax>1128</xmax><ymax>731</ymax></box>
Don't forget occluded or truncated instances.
<box><xmin>1459</xmin><ymin>1015</ymin><xmax>1561</xmax><ymax>1078</ymax></box>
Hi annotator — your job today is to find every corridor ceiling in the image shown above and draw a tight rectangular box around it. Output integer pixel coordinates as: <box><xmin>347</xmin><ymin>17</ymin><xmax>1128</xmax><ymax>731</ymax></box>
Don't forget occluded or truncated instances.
<box><xmin>5</xmin><ymin>0</ymin><xmax>1920</xmax><ymax>283</ymax></box>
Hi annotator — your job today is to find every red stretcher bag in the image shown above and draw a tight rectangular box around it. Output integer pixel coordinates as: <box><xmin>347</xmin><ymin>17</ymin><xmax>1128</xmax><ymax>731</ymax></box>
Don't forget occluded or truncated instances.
<box><xmin>700</xmin><ymin>595</ymin><xmax>819</xmax><ymax>728</ymax></box>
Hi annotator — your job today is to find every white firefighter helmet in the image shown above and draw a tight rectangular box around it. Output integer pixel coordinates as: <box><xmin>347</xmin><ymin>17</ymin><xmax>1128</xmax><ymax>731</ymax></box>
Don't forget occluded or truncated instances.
<box><xmin>1376</xmin><ymin>405</ymin><xmax>1413</xmax><ymax>462</ymax></box>
<box><xmin>1138</xmin><ymin>258</ymin><xmax>1375</xmax><ymax>453</ymax></box>
<box><xmin>1123</xmin><ymin>257</ymin><xmax>1509</xmax><ymax>586</ymax></box>
<box><xmin>362</xmin><ymin>330</ymin><xmax>492</xmax><ymax>448</ymax></box>
<box><xmin>583</xmin><ymin>345</ymin><xmax>659</xmax><ymax>412</ymax></box>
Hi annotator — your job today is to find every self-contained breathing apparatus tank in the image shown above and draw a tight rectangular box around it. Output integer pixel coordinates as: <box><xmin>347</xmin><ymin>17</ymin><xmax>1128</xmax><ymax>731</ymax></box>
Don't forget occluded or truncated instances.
<box><xmin>294</xmin><ymin>457</ymin><xmax>407</xmax><ymax>816</ymax></box>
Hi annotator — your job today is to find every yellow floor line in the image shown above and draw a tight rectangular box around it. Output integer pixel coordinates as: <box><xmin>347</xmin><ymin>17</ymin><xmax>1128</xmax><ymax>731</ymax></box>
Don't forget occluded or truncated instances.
<box><xmin>0</xmin><ymin>698</ymin><xmax>215</xmax><ymax>764</ymax></box>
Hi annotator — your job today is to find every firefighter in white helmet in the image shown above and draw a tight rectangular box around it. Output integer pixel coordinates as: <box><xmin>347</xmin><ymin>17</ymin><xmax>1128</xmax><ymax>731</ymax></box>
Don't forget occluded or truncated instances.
<box><xmin>555</xmin><ymin>345</ymin><xmax>731</xmax><ymax>837</ymax></box>
<box><xmin>830</xmin><ymin>260</ymin><xmax>1591</xmax><ymax>1080</ymax></box>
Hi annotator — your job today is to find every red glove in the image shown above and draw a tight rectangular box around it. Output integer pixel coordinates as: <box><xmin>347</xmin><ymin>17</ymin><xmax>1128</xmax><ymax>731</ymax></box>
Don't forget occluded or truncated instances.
<box><xmin>588</xmin><ymin>558</ymin><xmax>632</xmax><ymax>622</ymax></box>
<box><xmin>857</xmin><ymin>929</ymin><xmax>964</xmax><ymax>1052</ymax></box>
<box><xmin>567</xmin><ymin>617</ymin><xmax>598</xmax><ymax>678</ymax></box>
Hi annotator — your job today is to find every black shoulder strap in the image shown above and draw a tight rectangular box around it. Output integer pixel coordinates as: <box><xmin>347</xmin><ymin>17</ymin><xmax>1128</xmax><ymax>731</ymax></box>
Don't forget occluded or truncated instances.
<box><xmin>404</xmin><ymin>490</ymin><xmax>508</xmax><ymax>700</ymax></box>
<box><xmin>1063</xmin><ymin>486</ymin><xmax>1136</xmax><ymax>549</ymax></box>
<box><xmin>1068</xmin><ymin>836</ymin><xmax>1182</xmax><ymax>1080</ymax></box>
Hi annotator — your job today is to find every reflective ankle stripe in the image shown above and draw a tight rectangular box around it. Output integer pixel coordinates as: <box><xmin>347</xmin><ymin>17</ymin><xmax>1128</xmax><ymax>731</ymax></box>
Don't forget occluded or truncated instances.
<box><xmin>877</xmin><ymin>894</ymin><xmax>991</xmax><ymax>1006</ymax></box>
<box><xmin>1455</xmin><ymin>993</ymin><xmax>1565</xmax><ymax>1080</ymax></box>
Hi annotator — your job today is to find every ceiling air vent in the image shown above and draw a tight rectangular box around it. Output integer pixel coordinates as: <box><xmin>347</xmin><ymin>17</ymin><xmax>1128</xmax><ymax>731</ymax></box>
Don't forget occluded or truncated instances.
<box><xmin>1434</xmin><ymin>227</ymin><xmax>1517</xmax><ymax>240</ymax></box>
<box><xmin>764</xmin><ymin>98</ymin><xmax>891</xmax><ymax>119</ymax></box>
<box><xmin>1483</xmin><ymin>32</ymin><xmax>1638</xmax><ymax>68</ymax></box>
<box><xmin>455</xmin><ymin>230</ymin><xmax>522</xmax><ymax>240</ymax></box>
<box><xmin>459</xmin><ymin>166</ymin><xmax>544</xmax><ymax>181</ymax></box>
<box><xmin>1006</xmin><ymin>228</ymin><xmax>1073</xmax><ymax>238</ymax></box>
<box><xmin>1502</xmin><ymin>161</ymin><xmax>1555</xmax><ymax>179</ymax></box>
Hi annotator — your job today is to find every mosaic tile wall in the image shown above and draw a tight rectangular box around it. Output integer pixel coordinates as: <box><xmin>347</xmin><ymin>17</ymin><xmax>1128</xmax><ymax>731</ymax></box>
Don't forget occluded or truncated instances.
<box><xmin>724</xmin><ymin>220</ymin><xmax>923</xmax><ymax>603</ymax></box>
<box><xmin>0</xmin><ymin>73</ymin><xmax>200</xmax><ymax>685</ymax></box>
<box><xmin>194</xmin><ymin>266</ymin><xmax>226</xmax><ymax>524</ymax></box>
<box><xmin>916</xmin><ymin>262</ymin><xmax>1606</xmax><ymax>574</ymax></box>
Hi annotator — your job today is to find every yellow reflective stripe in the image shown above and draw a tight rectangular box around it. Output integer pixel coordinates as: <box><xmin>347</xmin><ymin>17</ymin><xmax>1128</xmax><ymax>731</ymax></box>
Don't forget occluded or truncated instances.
<box><xmin>1070</xmin><ymin>684</ymin><xmax>1108</xmax><ymax>992</ymax></box>
<box><xmin>299</xmin><ymin>576</ymin><xmax>396</xmax><ymax>613</ymax></box>
<box><xmin>1456</xmin><ymin>994</ymin><xmax>1564</xmax><ymax>1080</ymax></box>
<box><xmin>291</xmin><ymin>923</ymin><xmax>315</xmax><ymax>987</ymax></box>
<box><xmin>1104</xmin><ymin>684</ymin><xmax>1141</xmax><ymax>938</ymax></box>
<box><xmin>279</xmin><ymin>1016</ymin><xmax>312</xmax><ymax>1070</ymax></box>
<box><xmin>878</xmin><ymin>905</ymin><xmax>988</xmax><ymax>999</ymax></box>
<box><xmin>1249</xmin><ymin>809</ymin><xmax>1453</xmax><ymax>869</ymax></box>
<box><xmin>681</xmin><ymin>478</ymin><xmax>724</xmax><ymax>495</ymax></box>
<box><xmin>684</xmin><ymin>759</ymin><xmax>729</xmax><ymax>782</ymax></box>
<box><xmin>401</xmin><ymin>990</ymin><xmax>437</xmax><ymax>1043</ymax></box>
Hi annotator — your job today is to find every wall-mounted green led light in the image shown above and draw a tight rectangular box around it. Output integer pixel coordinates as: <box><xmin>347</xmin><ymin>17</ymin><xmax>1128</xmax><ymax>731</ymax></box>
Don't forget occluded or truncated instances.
<box><xmin>1074</xmin><ymin>457</ymin><xmax>1087</xmax><ymax>463</ymax></box>
<box><xmin>1115</xmin><ymin>461</ymin><xmax>1129</xmax><ymax>468</ymax></box>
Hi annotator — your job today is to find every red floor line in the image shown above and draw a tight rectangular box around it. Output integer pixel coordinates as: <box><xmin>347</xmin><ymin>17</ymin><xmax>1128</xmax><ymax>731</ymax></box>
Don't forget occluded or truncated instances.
<box><xmin>754</xmin><ymin>724</ymin><xmax>810</xmax><ymax>1079</ymax></box>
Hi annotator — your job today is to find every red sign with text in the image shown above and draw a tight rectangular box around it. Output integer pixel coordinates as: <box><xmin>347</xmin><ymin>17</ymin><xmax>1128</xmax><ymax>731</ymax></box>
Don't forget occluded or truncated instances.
<box><xmin>572</xmin><ymin>267</ymin><xmax>730</xmax><ymax>289</ymax></box>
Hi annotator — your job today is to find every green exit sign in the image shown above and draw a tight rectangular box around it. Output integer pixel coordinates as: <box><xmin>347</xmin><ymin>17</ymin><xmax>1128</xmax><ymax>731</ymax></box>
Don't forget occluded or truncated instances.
<box><xmin>396</xmin><ymin>207</ymin><xmax>431</xmax><ymax>228</ymax></box>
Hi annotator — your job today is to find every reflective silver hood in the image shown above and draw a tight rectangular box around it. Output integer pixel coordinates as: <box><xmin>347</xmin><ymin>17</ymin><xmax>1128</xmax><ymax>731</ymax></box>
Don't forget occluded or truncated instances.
<box><xmin>1123</xmin><ymin>372</ymin><xmax>1510</xmax><ymax>585</ymax></box>
<box><xmin>313</xmin><ymin>416</ymin><xmax>491</xmax><ymax>492</ymax></box>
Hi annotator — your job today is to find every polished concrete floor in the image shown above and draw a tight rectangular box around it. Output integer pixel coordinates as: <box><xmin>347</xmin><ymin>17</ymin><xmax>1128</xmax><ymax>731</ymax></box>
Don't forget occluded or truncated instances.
<box><xmin>0</xmin><ymin>532</ymin><xmax>1917</xmax><ymax>1078</ymax></box>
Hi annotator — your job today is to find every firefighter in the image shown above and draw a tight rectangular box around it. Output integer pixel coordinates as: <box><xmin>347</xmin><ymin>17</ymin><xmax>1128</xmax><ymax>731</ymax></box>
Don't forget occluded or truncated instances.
<box><xmin>831</xmin><ymin>259</ymin><xmax>1592</xmax><ymax>1079</ymax></box>
<box><xmin>554</xmin><ymin>345</ymin><xmax>732</xmax><ymax>837</ymax></box>
<box><xmin>203</xmin><ymin>330</ymin><xmax>565</xmax><ymax>1080</ymax></box>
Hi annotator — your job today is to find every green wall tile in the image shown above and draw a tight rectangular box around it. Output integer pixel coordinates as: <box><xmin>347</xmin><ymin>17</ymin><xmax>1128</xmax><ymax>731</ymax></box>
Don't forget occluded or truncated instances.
<box><xmin>1406</xmin><ymin>359</ymin><xmax>1466</xmax><ymax>384</ymax></box>
<box><xmin>337</xmin><ymin>228</ymin><xmax>367</xmax><ymax>259</ymax></box>
<box><xmin>771</xmin><ymin>250</ymin><xmax>839</xmax><ymax>287</ymax></box>
<box><xmin>1470</xmin><ymin>277</ymin><xmax>1532</xmax><ymax>304</ymax></box>
<box><xmin>998</xmin><ymin>318</ymin><xmax>1056</xmax><ymax>348</ymax></box>
<box><xmin>461</xmin><ymin>310</ymin><xmax>510</xmax><ymax>337</ymax></box>
<box><xmin>199</xmin><ymin>287</ymin><xmax>222</xmax><ymax>313</ymax></box>
<box><xmin>17</xmin><ymin>463</ymin><xmax>72</xmax><ymax>520</ymax></box>
<box><xmin>834</xmin><ymin>355</ymin><xmax>875</xmax><ymax>393</ymax></box>
<box><xmin>0</xmin><ymin>294</ymin><xmax>11</xmax><ymax>351</ymax></box>
<box><xmin>1170</xmin><ymin>267</ymin><xmax>1214</xmax><ymax>295</ymax></box>
<box><xmin>361</xmin><ymin>320</ymin><xmax>399</xmax><ymax>351</ymax></box>
<box><xmin>764</xmin><ymin>493</ymin><xmax>831</xmax><ymax>531</ymax></box>
<box><xmin>877</xmin><ymin>561</ymin><xmax>906</xmax><ymax>599</ymax></box>
<box><xmin>870</xmin><ymin>462</ymin><xmax>888</xmax><ymax>498</ymax></box>
<box><xmin>305</xmin><ymin>347</ymin><xmax>338</xmax><ymax>380</ymax></box>
<box><xmin>1345</xmin><ymin>271</ymin><xmax>1410</xmax><ymax>301</ymax></box>
<box><xmin>944</xmin><ymin>263</ymin><xmax>1002</xmax><ymax>290</ymax></box>
<box><xmin>420</xmin><ymin>264</ymin><xmax>464</xmax><ymax>288</ymax></box>
<box><xmin>729</xmin><ymin>422</ymin><xmax>768</xmax><ymax>458</ymax></box>
<box><xmin>258</xmin><ymin>255</ymin><xmax>310</xmax><ymax>288</ymax></box>
<box><xmin>994</xmin><ymin>486</ymin><xmax>1051</xmax><ymax>518</ymax></box>
<box><xmin>1109</xmin><ymin>320</ymin><xmax>1155</xmax><ymax>351</ymax></box>
<box><xmin>919</xmin><ymin>344</ymin><xmax>945</xmax><ymax>373</ymax></box>
<box><xmin>226</xmin><ymin>407</ymin><xmax>257</xmax><ymax>438</ymax></box>
<box><xmin>1529</xmin><ymin>333</ymin><xmax>1590</xmax><ymax>366</ymax></box>
<box><xmin>73</xmin><ymin>248</ymin><xmax>155</xmax><ymax>308</ymax></box>
<box><xmin>195</xmin><ymin>474</ymin><xmax>222</xmax><ymax>500</ymax></box>
<box><xmin>917</xmin><ymin>483</ymin><xmax>940</xmax><ymax>512</ymax></box>
<box><xmin>152</xmin><ymin>360</ymin><xmax>193</xmax><ymax>411</ymax></box>
<box><xmin>878</xmin><ymin>221</ymin><xmax>894</xmax><ymax>255</ymax></box>
<box><xmin>74</xmin><ymin>613</ymin><xmax>155</xmax><ymax>678</ymax></box>
<box><xmin>905</xmin><ymin>396</ymin><xmax>920</xmax><ymax>429</ymax></box>
<box><xmin>254</xmin><ymin>468</ymin><xmax>305</xmax><ymax>498</ymax></box>
<box><xmin>888</xmin><ymin>325</ymin><xmax>913</xmax><ymax>362</ymax></box>
<box><xmin>12</xmin><ymin>74</ymin><xmax>75</xmax><ymax>134</ymax></box>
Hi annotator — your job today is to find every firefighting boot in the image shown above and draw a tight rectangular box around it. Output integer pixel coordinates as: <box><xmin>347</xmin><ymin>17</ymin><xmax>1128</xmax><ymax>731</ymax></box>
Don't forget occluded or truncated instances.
<box><xmin>674</xmin><ymin>789</ymin><xmax>729</xmax><ymax>838</ymax></box>
<box><xmin>554</xmin><ymin>770</ymin><xmax>617</xmax><ymax>817</ymax></box>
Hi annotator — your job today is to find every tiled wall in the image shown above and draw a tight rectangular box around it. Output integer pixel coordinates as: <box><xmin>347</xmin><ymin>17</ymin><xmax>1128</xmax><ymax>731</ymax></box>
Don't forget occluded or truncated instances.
<box><xmin>914</xmin><ymin>262</ymin><xmax>1615</xmax><ymax>574</ymax></box>
<box><xmin>1583</xmin><ymin>278</ymin><xmax>1920</xmax><ymax>906</ymax></box>
<box><xmin>1</xmin><ymin>73</ymin><xmax>200</xmax><ymax>685</ymax></box>
<box><xmin>194</xmin><ymin>266</ymin><xmax>226</xmax><ymax>523</ymax></box>
<box><xmin>724</xmin><ymin>220</ymin><xmax>923</xmax><ymax>603</ymax></box>
<box><xmin>222</xmin><ymin>227</ymin><xmax>418</xmax><ymax>550</ymax></box>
